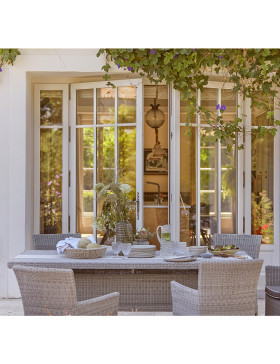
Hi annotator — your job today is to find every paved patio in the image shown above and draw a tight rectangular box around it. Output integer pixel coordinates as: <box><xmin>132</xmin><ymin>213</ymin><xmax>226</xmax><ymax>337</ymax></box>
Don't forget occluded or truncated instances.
<box><xmin>0</xmin><ymin>298</ymin><xmax>265</xmax><ymax>316</ymax></box>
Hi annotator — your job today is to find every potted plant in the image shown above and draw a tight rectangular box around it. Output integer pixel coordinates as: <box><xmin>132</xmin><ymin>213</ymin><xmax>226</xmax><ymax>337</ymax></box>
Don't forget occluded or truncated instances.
<box><xmin>93</xmin><ymin>182</ymin><xmax>135</xmax><ymax>244</ymax></box>
<box><xmin>134</xmin><ymin>227</ymin><xmax>155</xmax><ymax>245</ymax></box>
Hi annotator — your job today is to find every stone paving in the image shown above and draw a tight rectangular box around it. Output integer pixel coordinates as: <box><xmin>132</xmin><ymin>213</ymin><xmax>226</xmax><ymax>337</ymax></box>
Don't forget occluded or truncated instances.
<box><xmin>0</xmin><ymin>298</ymin><xmax>265</xmax><ymax>316</ymax></box>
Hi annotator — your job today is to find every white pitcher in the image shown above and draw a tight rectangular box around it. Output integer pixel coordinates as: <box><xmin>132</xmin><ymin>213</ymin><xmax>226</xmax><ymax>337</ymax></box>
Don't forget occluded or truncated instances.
<box><xmin>156</xmin><ymin>224</ymin><xmax>171</xmax><ymax>243</ymax></box>
<box><xmin>156</xmin><ymin>225</ymin><xmax>172</xmax><ymax>257</ymax></box>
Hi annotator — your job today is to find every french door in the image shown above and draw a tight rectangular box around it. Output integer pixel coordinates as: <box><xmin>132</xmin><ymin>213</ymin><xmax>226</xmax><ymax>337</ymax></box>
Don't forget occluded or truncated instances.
<box><xmin>69</xmin><ymin>79</ymin><xmax>143</xmax><ymax>237</ymax></box>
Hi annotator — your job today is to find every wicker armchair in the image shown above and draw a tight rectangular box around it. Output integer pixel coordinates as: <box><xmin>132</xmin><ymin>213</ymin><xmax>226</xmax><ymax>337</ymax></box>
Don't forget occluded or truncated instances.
<box><xmin>213</xmin><ymin>233</ymin><xmax>262</xmax><ymax>259</ymax></box>
<box><xmin>32</xmin><ymin>233</ymin><xmax>81</xmax><ymax>250</ymax></box>
<box><xmin>265</xmin><ymin>265</ymin><xmax>280</xmax><ymax>315</ymax></box>
<box><xmin>171</xmin><ymin>259</ymin><xmax>263</xmax><ymax>316</ymax></box>
<box><xmin>13</xmin><ymin>265</ymin><xmax>119</xmax><ymax>316</ymax></box>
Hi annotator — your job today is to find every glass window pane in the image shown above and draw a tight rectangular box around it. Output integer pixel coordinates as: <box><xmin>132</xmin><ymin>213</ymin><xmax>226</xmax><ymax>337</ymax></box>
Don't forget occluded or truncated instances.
<box><xmin>76</xmin><ymin>89</ymin><xmax>93</xmax><ymax>125</ymax></box>
<box><xmin>180</xmin><ymin>93</ymin><xmax>196</xmax><ymax>124</ymax></box>
<box><xmin>200</xmin><ymin>128</ymin><xmax>217</xmax><ymax>244</ymax></box>
<box><xmin>97</xmin><ymin>88</ymin><xmax>115</xmax><ymax>125</ymax></box>
<box><xmin>221</xmin><ymin>143</ymin><xmax>236</xmax><ymax>233</ymax></box>
<box><xmin>97</xmin><ymin>127</ymin><xmax>115</xmax><ymax>185</ymax></box>
<box><xmin>40</xmin><ymin>129</ymin><xmax>63</xmax><ymax>234</ymax></box>
<box><xmin>252</xmin><ymin>93</ymin><xmax>274</xmax><ymax>126</ymax></box>
<box><xmin>118</xmin><ymin>126</ymin><xmax>137</xmax><ymax>234</ymax></box>
<box><xmin>221</xmin><ymin>89</ymin><xmax>237</xmax><ymax>123</ymax></box>
<box><xmin>40</xmin><ymin>90</ymin><xmax>62</xmax><ymax>126</ymax></box>
<box><xmin>76</xmin><ymin>128</ymin><xmax>94</xmax><ymax>234</ymax></box>
<box><xmin>118</xmin><ymin>126</ymin><xmax>136</xmax><ymax>200</ymax></box>
<box><xmin>118</xmin><ymin>87</ymin><xmax>136</xmax><ymax>124</ymax></box>
<box><xmin>180</xmin><ymin>126</ymin><xmax>196</xmax><ymax>246</ymax></box>
<box><xmin>251</xmin><ymin>132</ymin><xmax>274</xmax><ymax>244</ymax></box>
<box><xmin>201</xmin><ymin>88</ymin><xmax>218</xmax><ymax>123</ymax></box>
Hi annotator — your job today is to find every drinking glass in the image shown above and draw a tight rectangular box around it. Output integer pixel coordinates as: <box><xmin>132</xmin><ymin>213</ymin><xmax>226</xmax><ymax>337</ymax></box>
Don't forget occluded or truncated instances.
<box><xmin>121</xmin><ymin>243</ymin><xmax>132</xmax><ymax>259</ymax></box>
<box><xmin>111</xmin><ymin>242</ymin><xmax>122</xmax><ymax>257</ymax></box>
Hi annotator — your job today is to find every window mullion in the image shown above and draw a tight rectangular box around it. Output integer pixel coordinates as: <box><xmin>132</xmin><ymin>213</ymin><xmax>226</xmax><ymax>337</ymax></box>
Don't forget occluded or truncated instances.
<box><xmin>196</xmin><ymin>90</ymin><xmax>201</xmax><ymax>246</ymax></box>
<box><xmin>93</xmin><ymin>88</ymin><xmax>97</xmax><ymax>238</ymax></box>
<box><xmin>115</xmin><ymin>87</ymin><xmax>118</xmax><ymax>183</ymax></box>
<box><xmin>217</xmin><ymin>89</ymin><xmax>221</xmax><ymax>233</ymax></box>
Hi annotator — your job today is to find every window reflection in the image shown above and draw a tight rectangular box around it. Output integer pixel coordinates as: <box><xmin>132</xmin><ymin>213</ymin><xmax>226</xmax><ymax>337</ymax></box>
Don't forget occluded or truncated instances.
<box><xmin>251</xmin><ymin>132</ymin><xmax>274</xmax><ymax>243</ymax></box>
<box><xmin>40</xmin><ymin>129</ymin><xmax>63</xmax><ymax>234</ymax></box>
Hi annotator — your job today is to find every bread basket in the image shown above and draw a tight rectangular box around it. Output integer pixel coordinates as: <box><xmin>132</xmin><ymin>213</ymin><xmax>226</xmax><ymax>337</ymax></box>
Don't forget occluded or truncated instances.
<box><xmin>64</xmin><ymin>246</ymin><xmax>107</xmax><ymax>259</ymax></box>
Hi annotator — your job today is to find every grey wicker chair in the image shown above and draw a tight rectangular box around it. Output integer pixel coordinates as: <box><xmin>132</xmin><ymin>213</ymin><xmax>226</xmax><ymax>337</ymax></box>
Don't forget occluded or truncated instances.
<box><xmin>213</xmin><ymin>233</ymin><xmax>262</xmax><ymax>259</ymax></box>
<box><xmin>171</xmin><ymin>259</ymin><xmax>263</xmax><ymax>316</ymax></box>
<box><xmin>13</xmin><ymin>265</ymin><xmax>119</xmax><ymax>316</ymax></box>
<box><xmin>32</xmin><ymin>233</ymin><xmax>81</xmax><ymax>250</ymax></box>
<box><xmin>265</xmin><ymin>265</ymin><xmax>280</xmax><ymax>315</ymax></box>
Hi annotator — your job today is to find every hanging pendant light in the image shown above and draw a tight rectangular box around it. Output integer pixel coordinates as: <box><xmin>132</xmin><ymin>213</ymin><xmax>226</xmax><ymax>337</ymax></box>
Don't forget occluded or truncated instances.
<box><xmin>145</xmin><ymin>86</ymin><xmax>167</xmax><ymax>160</ymax></box>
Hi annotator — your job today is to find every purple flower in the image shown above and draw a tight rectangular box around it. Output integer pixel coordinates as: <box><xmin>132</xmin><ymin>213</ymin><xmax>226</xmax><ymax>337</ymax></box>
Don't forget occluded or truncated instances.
<box><xmin>55</xmin><ymin>174</ymin><xmax>60</xmax><ymax>179</ymax></box>
<box><xmin>0</xmin><ymin>68</ymin><xmax>2</xmax><ymax>72</ymax></box>
<box><xmin>218</xmin><ymin>55</ymin><xmax>223</xmax><ymax>59</ymax></box>
<box><xmin>221</xmin><ymin>105</ymin><xmax>226</xmax><ymax>111</ymax></box>
<box><xmin>47</xmin><ymin>181</ymin><xmax>52</xmax><ymax>186</ymax></box>
<box><xmin>216</xmin><ymin>104</ymin><xmax>220</xmax><ymax>110</ymax></box>
<box><xmin>174</xmin><ymin>54</ymin><xmax>178</xmax><ymax>58</ymax></box>
<box><xmin>117</xmin><ymin>64</ymin><xmax>121</xmax><ymax>69</ymax></box>
<box><xmin>193</xmin><ymin>49</ymin><xmax>197</xmax><ymax>52</ymax></box>
<box><xmin>150</xmin><ymin>49</ymin><xmax>156</xmax><ymax>54</ymax></box>
<box><xmin>127</xmin><ymin>66</ymin><xmax>133</xmax><ymax>72</ymax></box>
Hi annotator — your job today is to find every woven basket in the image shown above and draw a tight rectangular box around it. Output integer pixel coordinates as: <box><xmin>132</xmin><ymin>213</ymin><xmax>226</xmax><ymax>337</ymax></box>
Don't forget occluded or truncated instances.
<box><xmin>64</xmin><ymin>246</ymin><xmax>107</xmax><ymax>259</ymax></box>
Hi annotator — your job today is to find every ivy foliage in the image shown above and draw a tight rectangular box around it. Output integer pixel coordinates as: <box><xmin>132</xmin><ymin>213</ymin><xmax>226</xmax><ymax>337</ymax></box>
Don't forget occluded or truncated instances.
<box><xmin>0</xmin><ymin>48</ymin><xmax>21</xmax><ymax>70</ymax></box>
<box><xmin>97</xmin><ymin>48</ymin><xmax>280</xmax><ymax>151</ymax></box>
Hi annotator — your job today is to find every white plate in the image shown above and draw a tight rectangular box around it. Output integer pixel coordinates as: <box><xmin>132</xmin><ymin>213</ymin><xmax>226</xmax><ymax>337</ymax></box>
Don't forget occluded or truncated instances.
<box><xmin>164</xmin><ymin>256</ymin><xmax>197</xmax><ymax>262</ymax></box>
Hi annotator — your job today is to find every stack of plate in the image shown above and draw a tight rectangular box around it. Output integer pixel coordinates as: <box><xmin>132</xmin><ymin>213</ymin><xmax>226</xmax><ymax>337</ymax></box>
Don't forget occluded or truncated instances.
<box><xmin>128</xmin><ymin>245</ymin><xmax>156</xmax><ymax>258</ymax></box>
<box><xmin>189</xmin><ymin>246</ymin><xmax>207</xmax><ymax>257</ymax></box>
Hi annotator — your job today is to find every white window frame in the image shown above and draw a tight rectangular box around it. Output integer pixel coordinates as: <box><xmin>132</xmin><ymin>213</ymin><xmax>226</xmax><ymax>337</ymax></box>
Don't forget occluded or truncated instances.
<box><xmin>33</xmin><ymin>84</ymin><xmax>69</xmax><ymax>234</ymax></box>
<box><xmin>171</xmin><ymin>81</ymin><xmax>238</xmax><ymax>244</ymax></box>
<box><xmin>69</xmin><ymin>79</ymin><xmax>143</xmax><ymax>234</ymax></box>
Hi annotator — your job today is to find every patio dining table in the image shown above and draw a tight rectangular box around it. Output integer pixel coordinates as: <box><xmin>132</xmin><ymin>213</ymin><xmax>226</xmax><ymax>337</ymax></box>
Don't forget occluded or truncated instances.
<box><xmin>8</xmin><ymin>248</ymin><xmax>251</xmax><ymax>312</ymax></box>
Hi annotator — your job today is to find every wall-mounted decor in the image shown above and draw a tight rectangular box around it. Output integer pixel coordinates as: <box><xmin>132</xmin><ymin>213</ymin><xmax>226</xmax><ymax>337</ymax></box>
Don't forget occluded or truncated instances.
<box><xmin>144</xmin><ymin>149</ymin><xmax>168</xmax><ymax>175</ymax></box>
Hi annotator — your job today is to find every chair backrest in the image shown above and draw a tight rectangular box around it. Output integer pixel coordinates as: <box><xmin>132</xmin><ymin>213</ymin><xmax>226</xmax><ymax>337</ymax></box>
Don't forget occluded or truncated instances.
<box><xmin>198</xmin><ymin>259</ymin><xmax>263</xmax><ymax>315</ymax></box>
<box><xmin>32</xmin><ymin>233</ymin><xmax>81</xmax><ymax>250</ymax></box>
<box><xmin>213</xmin><ymin>233</ymin><xmax>262</xmax><ymax>259</ymax></box>
<box><xmin>13</xmin><ymin>265</ymin><xmax>78</xmax><ymax>316</ymax></box>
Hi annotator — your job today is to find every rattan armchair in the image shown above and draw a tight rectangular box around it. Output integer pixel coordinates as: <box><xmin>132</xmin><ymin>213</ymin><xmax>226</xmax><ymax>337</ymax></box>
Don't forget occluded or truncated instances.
<box><xmin>265</xmin><ymin>265</ymin><xmax>280</xmax><ymax>315</ymax></box>
<box><xmin>213</xmin><ymin>233</ymin><xmax>262</xmax><ymax>259</ymax></box>
<box><xmin>32</xmin><ymin>233</ymin><xmax>81</xmax><ymax>250</ymax></box>
<box><xmin>13</xmin><ymin>265</ymin><xmax>119</xmax><ymax>316</ymax></box>
<box><xmin>171</xmin><ymin>259</ymin><xmax>263</xmax><ymax>316</ymax></box>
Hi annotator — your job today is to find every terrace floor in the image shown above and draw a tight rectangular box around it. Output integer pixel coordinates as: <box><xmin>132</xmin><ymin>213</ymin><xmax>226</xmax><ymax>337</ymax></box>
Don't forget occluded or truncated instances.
<box><xmin>0</xmin><ymin>298</ymin><xmax>265</xmax><ymax>316</ymax></box>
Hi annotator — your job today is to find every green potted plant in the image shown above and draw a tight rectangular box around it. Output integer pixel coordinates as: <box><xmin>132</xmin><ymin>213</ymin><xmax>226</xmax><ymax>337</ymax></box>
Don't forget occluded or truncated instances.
<box><xmin>93</xmin><ymin>182</ymin><xmax>135</xmax><ymax>244</ymax></box>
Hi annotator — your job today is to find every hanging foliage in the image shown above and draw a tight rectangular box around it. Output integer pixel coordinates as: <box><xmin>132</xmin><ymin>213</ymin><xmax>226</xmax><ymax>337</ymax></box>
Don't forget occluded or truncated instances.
<box><xmin>97</xmin><ymin>48</ymin><xmax>280</xmax><ymax>151</ymax></box>
<box><xmin>0</xmin><ymin>48</ymin><xmax>21</xmax><ymax>71</ymax></box>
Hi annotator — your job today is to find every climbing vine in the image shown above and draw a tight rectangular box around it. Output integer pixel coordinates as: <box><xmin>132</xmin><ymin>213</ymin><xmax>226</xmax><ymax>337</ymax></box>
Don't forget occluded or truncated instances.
<box><xmin>0</xmin><ymin>48</ymin><xmax>21</xmax><ymax>71</ymax></box>
<box><xmin>97</xmin><ymin>48</ymin><xmax>280</xmax><ymax>150</ymax></box>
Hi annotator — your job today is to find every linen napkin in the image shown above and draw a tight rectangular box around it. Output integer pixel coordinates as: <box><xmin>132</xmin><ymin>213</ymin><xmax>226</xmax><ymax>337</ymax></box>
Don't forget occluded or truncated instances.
<box><xmin>56</xmin><ymin>235</ymin><xmax>97</xmax><ymax>254</ymax></box>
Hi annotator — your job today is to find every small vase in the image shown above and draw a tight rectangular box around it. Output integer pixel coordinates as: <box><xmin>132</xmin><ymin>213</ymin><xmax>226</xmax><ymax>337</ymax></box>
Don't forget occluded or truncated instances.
<box><xmin>116</xmin><ymin>221</ymin><xmax>133</xmax><ymax>244</ymax></box>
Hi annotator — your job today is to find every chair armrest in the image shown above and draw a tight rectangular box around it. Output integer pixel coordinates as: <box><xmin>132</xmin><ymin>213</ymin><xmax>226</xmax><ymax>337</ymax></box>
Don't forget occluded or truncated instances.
<box><xmin>266</xmin><ymin>266</ymin><xmax>280</xmax><ymax>286</ymax></box>
<box><xmin>76</xmin><ymin>292</ymin><xmax>120</xmax><ymax>316</ymax></box>
<box><xmin>170</xmin><ymin>281</ymin><xmax>199</xmax><ymax>316</ymax></box>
